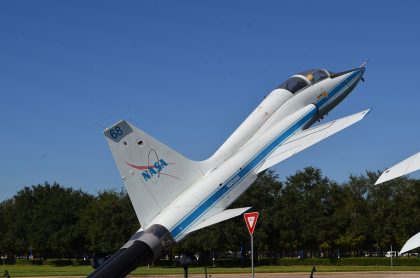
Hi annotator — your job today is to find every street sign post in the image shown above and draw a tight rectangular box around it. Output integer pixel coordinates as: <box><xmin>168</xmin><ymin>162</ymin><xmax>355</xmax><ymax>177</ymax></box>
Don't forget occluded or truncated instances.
<box><xmin>244</xmin><ymin>212</ymin><xmax>259</xmax><ymax>278</ymax></box>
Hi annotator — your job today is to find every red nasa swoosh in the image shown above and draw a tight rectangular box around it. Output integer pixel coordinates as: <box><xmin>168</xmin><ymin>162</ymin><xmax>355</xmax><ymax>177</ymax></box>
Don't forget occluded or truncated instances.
<box><xmin>125</xmin><ymin>162</ymin><xmax>152</xmax><ymax>170</ymax></box>
<box><xmin>125</xmin><ymin>161</ymin><xmax>180</xmax><ymax>180</ymax></box>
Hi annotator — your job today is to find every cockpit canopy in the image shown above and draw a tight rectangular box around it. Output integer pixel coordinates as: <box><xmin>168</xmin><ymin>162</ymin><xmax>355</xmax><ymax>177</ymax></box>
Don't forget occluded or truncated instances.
<box><xmin>277</xmin><ymin>69</ymin><xmax>330</xmax><ymax>94</ymax></box>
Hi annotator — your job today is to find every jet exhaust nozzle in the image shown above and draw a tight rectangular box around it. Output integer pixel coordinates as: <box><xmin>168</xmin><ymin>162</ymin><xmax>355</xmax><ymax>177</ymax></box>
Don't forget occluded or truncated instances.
<box><xmin>87</xmin><ymin>224</ymin><xmax>174</xmax><ymax>278</ymax></box>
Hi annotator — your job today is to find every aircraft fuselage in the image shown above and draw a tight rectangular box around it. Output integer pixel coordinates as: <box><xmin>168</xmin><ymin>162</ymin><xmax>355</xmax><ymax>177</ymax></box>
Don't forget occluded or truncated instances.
<box><xmin>153</xmin><ymin>67</ymin><xmax>365</xmax><ymax>241</ymax></box>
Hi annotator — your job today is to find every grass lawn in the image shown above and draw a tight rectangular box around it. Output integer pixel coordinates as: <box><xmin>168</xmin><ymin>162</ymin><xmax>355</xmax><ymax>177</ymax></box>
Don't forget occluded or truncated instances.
<box><xmin>2</xmin><ymin>265</ymin><xmax>420</xmax><ymax>277</ymax></box>
<box><xmin>0</xmin><ymin>265</ymin><xmax>93</xmax><ymax>276</ymax></box>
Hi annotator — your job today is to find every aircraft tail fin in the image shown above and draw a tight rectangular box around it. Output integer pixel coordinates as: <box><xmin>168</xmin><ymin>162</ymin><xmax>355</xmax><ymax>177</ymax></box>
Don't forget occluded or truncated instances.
<box><xmin>104</xmin><ymin>120</ymin><xmax>205</xmax><ymax>229</ymax></box>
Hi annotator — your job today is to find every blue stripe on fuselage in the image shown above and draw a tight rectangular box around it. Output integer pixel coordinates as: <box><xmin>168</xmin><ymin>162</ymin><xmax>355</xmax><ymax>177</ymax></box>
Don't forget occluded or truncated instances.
<box><xmin>170</xmin><ymin>70</ymin><xmax>362</xmax><ymax>240</ymax></box>
<box><xmin>317</xmin><ymin>70</ymin><xmax>361</xmax><ymax>109</ymax></box>
<box><xmin>170</xmin><ymin>106</ymin><xmax>318</xmax><ymax>240</ymax></box>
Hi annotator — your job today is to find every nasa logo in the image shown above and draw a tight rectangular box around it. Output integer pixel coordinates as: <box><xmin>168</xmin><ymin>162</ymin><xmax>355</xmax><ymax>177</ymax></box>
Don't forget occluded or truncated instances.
<box><xmin>140</xmin><ymin>159</ymin><xmax>168</xmax><ymax>181</ymax></box>
<box><xmin>125</xmin><ymin>149</ymin><xmax>178</xmax><ymax>182</ymax></box>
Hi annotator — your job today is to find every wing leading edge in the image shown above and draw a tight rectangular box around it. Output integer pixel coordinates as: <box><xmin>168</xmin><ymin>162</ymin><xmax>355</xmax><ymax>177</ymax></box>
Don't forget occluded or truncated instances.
<box><xmin>400</xmin><ymin>232</ymin><xmax>420</xmax><ymax>254</ymax></box>
<box><xmin>375</xmin><ymin>152</ymin><xmax>420</xmax><ymax>185</ymax></box>
<box><xmin>257</xmin><ymin>109</ymin><xmax>371</xmax><ymax>173</ymax></box>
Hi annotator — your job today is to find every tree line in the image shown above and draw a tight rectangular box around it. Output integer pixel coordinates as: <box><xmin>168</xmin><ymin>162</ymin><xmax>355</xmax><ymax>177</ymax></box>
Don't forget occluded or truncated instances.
<box><xmin>1</xmin><ymin>167</ymin><xmax>420</xmax><ymax>260</ymax></box>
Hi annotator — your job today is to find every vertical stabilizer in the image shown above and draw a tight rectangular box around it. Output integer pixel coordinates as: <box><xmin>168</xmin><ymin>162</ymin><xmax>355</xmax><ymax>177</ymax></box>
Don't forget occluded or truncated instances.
<box><xmin>104</xmin><ymin>120</ymin><xmax>204</xmax><ymax>229</ymax></box>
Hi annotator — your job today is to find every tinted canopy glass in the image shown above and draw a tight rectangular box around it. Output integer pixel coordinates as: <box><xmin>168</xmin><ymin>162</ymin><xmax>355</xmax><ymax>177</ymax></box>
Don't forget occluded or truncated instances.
<box><xmin>278</xmin><ymin>76</ymin><xmax>309</xmax><ymax>94</ymax></box>
<box><xmin>298</xmin><ymin>69</ymin><xmax>329</xmax><ymax>84</ymax></box>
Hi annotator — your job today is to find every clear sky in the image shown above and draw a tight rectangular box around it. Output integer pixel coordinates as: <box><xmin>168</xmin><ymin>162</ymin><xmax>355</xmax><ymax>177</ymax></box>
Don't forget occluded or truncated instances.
<box><xmin>1</xmin><ymin>1</ymin><xmax>420</xmax><ymax>201</ymax></box>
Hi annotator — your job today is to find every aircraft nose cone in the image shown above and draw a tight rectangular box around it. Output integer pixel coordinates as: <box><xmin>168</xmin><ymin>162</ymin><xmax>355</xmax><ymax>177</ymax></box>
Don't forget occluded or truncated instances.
<box><xmin>330</xmin><ymin>66</ymin><xmax>366</xmax><ymax>80</ymax></box>
<box><xmin>345</xmin><ymin>67</ymin><xmax>365</xmax><ymax>82</ymax></box>
<box><xmin>350</xmin><ymin>67</ymin><xmax>364</xmax><ymax>76</ymax></box>
<box><xmin>356</xmin><ymin>67</ymin><xmax>365</xmax><ymax>81</ymax></box>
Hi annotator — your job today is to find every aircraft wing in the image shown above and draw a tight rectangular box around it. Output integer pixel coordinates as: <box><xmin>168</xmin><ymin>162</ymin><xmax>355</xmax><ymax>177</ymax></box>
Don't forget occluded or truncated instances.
<box><xmin>400</xmin><ymin>231</ymin><xmax>420</xmax><ymax>254</ymax></box>
<box><xmin>187</xmin><ymin>207</ymin><xmax>251</xmax><ymax>233</ymax></box>
<box><xmin>257</xmin><ymin>109</ymin><xmax>371</xmax><ymax>174</ymax></box>
<box><xmin>375</xmin><ymin>152</ymin><xmax>420</xmax><ymax>185</ymax></box>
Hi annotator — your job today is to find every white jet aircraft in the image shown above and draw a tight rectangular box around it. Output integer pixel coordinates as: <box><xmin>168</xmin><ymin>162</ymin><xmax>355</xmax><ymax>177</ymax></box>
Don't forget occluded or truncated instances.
<box><xmin>89</xmin><ymin>64</ymin><xmax>369</xmax><ymax>277</ymax></box>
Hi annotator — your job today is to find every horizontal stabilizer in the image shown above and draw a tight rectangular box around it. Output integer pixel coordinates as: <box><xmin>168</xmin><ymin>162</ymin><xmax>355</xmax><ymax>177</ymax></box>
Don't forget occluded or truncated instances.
<box><xmin>257</xmin><ymin>109</ymin><xmax>371</xmax><ymax>173</ymax></box>
<box><xmin>400</xmin><ymin>232</ymin><xmax>420</xmax><ymax>254</ymax></box>
<box><xmin>187</xmin><ymin>207</ymin><xmax>251</xmax><ymax>233</ymax></box>
<box><xmin>375</xmin><ymin>152</ymin><xmax>420</xmax><ymax>185</ymax></box>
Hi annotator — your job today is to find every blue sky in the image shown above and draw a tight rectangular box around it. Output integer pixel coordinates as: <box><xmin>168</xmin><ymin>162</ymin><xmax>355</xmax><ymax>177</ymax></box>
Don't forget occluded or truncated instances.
<box><xmin>1</xmin><ymin>1</ymin><xmax>420</xmax><ymax>201</ymax></box>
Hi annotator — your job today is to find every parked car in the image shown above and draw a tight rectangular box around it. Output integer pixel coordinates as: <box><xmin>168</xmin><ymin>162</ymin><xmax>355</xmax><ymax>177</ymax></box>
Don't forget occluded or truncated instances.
<box><xmin>385</xmin><ymin>251</ymin><xmax>397</xmax><ymax>257</ymax></box>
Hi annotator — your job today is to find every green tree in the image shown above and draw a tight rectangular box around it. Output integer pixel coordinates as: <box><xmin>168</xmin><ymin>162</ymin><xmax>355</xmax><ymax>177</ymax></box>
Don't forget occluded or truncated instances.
<box><xmin>80</xmin><ymin>190</ymin><xmax>138</xmax><ymax>255</ymax></box>
<box><xmin>2</xmin><ymin>169</ymin><xmax>420</xmax><ymax>260</ymax></box>
<box><xmin>369</xmin><ymin>174</ymin><xmax>420</xmax><ymax>251</ymax></box>
<box><xmin>0</xmin><ymin>198</ymin><xmax>28</xmax><ymax>256</ymax></box>
<box><xmin>276</xmin><ymin>167</ymin><xmax>338</xmax><ymax>257</ymax></box>
<box><xmin>335</xmin><ymin>173</ymin><xmax>373</xmax><ymax>256</ymax></box>
<box><xmin>0</xmin><ymin>183</ymin><xmax>94</xmax><ymax>258</ymax></box>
